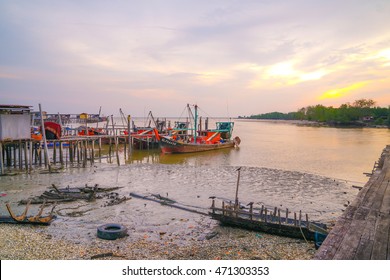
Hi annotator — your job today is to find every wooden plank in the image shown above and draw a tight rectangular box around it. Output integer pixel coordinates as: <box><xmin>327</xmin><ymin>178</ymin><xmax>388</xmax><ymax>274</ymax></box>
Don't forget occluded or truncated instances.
<box><xmin>333</xmin><ymin>207</ymin><xmax>370</xmax><ymax>259</ymax></box>
<box><xmin>354</xmin><ymin>209</ymin><xmax>378</xmax><ymax>259</ymax></box>
<box><xmin>370</xmin><ymin>180</ymin><xmax>389</xmax><ymax>212</ymax></box>
<box><xmin>371</xmin><ymin>214</ymin><xmax>390</xmax><ymax>259</ymax></box>
<box><xmin>314</xmin><ymin>217</ymin><xmax>351</xmax><ymax>259</ymax></box>
<box><xmin>354</xmin><ymin>238</ymin><xmax>374</xmax><ymax>260</ymax></box>
<box><xmin>379</xmin><ymin>181</ymin><xmax>390</xmax><ymax>214</ymax></box>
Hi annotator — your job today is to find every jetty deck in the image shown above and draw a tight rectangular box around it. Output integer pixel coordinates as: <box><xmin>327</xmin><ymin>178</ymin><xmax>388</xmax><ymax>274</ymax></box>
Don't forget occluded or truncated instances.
<box><xmin>315</xmin><ymin>145</ymin><xmax>390</xmax><ymax>260</ymax></box>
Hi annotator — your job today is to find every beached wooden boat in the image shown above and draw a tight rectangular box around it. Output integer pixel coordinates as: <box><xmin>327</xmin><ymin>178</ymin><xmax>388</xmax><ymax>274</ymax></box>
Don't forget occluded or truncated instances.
<box><xmin>1</xmin><ymin>202</ymin><xmax>56</xmax><ymax>225</ymax></box>
<box><xmin>154</xmin><ymin>104</ymin><xmax>241</xmax><ymax>154</ymax></box>
<box><xmin>209</xmin><ymin>199</ymin><xmax>328</xmax><ymax>241</ymax></box>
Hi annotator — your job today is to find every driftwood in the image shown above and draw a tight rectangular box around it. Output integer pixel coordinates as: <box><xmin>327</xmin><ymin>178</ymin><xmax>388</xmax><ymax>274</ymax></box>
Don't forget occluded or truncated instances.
<box><xmin>130</xmin><ymin>192</ymin><xmax>208</xmax><ymax>216</ymax></box>
<box><xmin>19</xmin><ymin>184</ymin><xmax>123</xmax><ymax>205</ymax></box>
<box><xmin>90</xmin><ymin>252</ymin><xmax>126</xmax><ymax>260</ymax></box>
<box><xmin>102</xmin><ymin>196</ymin><xmax>131</xmax><ymax>207</ymax></box>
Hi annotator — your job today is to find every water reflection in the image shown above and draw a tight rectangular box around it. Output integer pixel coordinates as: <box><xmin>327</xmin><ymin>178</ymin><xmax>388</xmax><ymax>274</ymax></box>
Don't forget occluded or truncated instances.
<box><xmin>124</xmin><ymin>147</ymin><xmax>238</xmax><ymax>166</ymax></box>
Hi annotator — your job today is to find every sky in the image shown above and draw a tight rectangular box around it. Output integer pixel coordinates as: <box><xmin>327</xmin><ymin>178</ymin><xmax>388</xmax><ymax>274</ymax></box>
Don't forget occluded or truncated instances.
<box><xmin>1</xmin><ymin>0</ymin><xmax>390</xmax><ymax>117</ymax></box>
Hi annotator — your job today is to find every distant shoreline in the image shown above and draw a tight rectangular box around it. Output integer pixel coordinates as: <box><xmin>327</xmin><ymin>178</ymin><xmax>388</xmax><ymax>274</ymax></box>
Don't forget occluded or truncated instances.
<box><xmin>236</xmin><ymin>118</ymin><xmax>390</xmax><ymax>128</ymax></box>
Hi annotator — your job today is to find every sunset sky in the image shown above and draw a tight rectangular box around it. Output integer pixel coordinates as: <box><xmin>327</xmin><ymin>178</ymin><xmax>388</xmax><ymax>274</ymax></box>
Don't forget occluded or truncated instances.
<box><xmin>1</xmin><ymin>0</ymin><xmax>390</xmax><ymax>117</ymax></box>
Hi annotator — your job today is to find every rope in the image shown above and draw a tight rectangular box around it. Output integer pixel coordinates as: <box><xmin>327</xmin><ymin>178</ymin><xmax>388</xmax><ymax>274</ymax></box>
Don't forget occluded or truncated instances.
<box><xmin>299</xmin><ymin>225</ymin><xmax>309</xmax><ymax>244</ymax></box>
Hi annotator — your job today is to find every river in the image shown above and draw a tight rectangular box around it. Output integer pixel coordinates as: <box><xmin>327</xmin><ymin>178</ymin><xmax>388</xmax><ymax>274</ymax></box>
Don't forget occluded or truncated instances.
<box><xmin>0</xmin><ymin>119</ymin><xmax>389</xmax><ymax>244</ymax></box>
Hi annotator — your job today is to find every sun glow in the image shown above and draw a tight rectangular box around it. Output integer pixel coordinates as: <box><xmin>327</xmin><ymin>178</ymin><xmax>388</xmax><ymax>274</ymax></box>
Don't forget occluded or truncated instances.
<box><xmin>319</xmin><ymin>82</ymin><xmax>368</xmax><ymax>100</ymax></box>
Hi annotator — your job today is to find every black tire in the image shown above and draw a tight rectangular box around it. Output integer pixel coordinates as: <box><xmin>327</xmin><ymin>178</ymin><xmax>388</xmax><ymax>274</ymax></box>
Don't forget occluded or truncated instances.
<box><xmin>97</xmin><ymin>223</ymin><xmax>128</xmax><ymax>240</ymax></box>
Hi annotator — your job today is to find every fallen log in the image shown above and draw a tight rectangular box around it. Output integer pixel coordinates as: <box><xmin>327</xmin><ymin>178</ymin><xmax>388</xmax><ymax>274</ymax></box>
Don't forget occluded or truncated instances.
<box><xmin>130</xmin><ymin>192</ymin><xmax>208</xmax><ymax>216</ymax></box>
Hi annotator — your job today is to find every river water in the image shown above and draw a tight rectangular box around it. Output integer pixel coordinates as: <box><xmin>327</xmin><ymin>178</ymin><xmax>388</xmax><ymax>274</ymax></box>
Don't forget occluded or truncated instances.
<box><xmin>0</xmin><ymin>119</ymin><xmax>389</xmax><ymax>244</ymax></box>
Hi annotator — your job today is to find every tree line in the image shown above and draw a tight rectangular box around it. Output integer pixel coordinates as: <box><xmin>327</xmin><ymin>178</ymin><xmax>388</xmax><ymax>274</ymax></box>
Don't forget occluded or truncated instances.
<box><xmin>245</xmin><ymin>99</ymin><xmax>390</xmax><ymax>127</ymax></box>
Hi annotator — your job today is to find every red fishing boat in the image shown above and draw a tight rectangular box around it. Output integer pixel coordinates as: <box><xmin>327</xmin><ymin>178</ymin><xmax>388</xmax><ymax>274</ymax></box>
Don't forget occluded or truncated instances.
<box><xmin>43</xmin><ymin>121</ymin><xmax>62</xmax><ymax>140</ymax></box>
<box><xmin>154</xmin><ymin>104</ymin><xmax>241</xmax><ymax>154</ymax></box>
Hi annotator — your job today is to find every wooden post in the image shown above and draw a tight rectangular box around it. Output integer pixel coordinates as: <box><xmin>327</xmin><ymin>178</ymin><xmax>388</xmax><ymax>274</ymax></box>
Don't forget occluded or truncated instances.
<box><xmin>53</xmin><ymin>141</ymin><xmax>57</xmax><ymax>164</ymax></box>
<box><xmin>59</xmin><ymin>140</ymin><xmax>64</xmax><ymax>167</ymax></box>
<box><xmin>33</xmin><ymin>143</ymin><xmax>38</xmax><ymax>165</ymax></box>
<box><xmin>39</xmin><ymin>104</ymin><xmax>51</xmax><ymax>172</ymax></box>
<box><xmin>115</xmin><ymin>137</ymin><xmax>120</xmax><ymax>166</ymax></box>
<box><xmin>127</xmin><ymin>115</ymin><xmax>132</xmax><ymax>155</ymax></box>
<box><xmin>83</xmin><ymin>141</ymin><xmax>87</xmax><ymax>168</ymax></box>
<box><xmin>211</xmin><ymin>199</ymin><xmax>215</xmax><ymax>214</ymax></box>
<box><xmin>260</xmin><ymin>205</ymin><xmax>264</xmax><ymax>220</ymax></box>
<box><xmin>299</xmin><ymin>210</ymin><xmax>302</xmax><ymax>226</ymax></box>
<box><xmin>306</xmin><ymin>213</ymin><xmax>310</xmax><ymax>229</ymax></box>
<box><xmin>13</xmin><ymin>145</ymin><xmax>16</xmax><ymax>168</ymax></box>
<box><xmin>29</xmin><ymin>140</ymin><xmax>33</xmax><ymax>172</ymax></box>
<box><xmin>111</xmin><ymin>116</ymin><xmax>120</xmax><ymax>166</ymax></box>
<box><xmin>18</xmin><ymin>140</ymin><xmax>22</xmax><ymax>170</ymax></box>
<box><xmin>234</xmin><ymin>167</ymin><xmax>241</xmax><ymax>209</ymax></box>
<box><xmin>222</xmin><ymin>201</ymin><xmax>225</xmax><ymax>216</ymax></box>
<box><xmin>294</xmin><ymin>212</ymin><xmax>297</xmax><ymax>226</ymax></box>
<box><xmin>98</xmin><ymin>137</ymin><xmax>102</xmax><ymax>163</ymax></box>
<box><xmin>38</xmin><ymin>145</ymin><xmax>42</xmax><ymax>166</ymax></box>
<box><xmin>249</xmin><ymin>202</ymin><xmax>253</xmax><ymax>220</ymax></box>
<box><xmin>24</xmin><ymin>141</ymin><xmax>28</xmax><ymax>172</ymax></box>
<box><xmin>264</xmin><ymin>208</ymin><xmax>268</xmax><ymax>222</ymax></box>
<box><xmin>91</xmin><ymin>139</ymin><xmax>95</xmax><ymax>165</ymax></box>
<box><xmin>286</xmin><ymin>208</ymin><xmax>289</xmax><ymax>224</ymax></box>
<box><xmin>4</xmin><ymin>145</ymin><xmax>9</xmax><ymax>167</ymax></box>
<box><xmin>278</xmin><ymin>209</ymin><xmax>281</xmax><ymax>225</ymax></box>
<box><xmin>108</xmin><ymin>137</ymin><xmax>112</xmax><ymax>163</ymax></box>
<box><xmin>69</xmin><ymin>141</ymin><xmax>74</xmax><ymax>163</ymax></box>
<box><xmin>0</xmin><ymin>142</ymin><xmax>3</xmax><ymax>175</ymax></box>
<box><xmin>123</xmin><ymin>137</ymin><xmax>127</xmax><ymax>160</ymax></box>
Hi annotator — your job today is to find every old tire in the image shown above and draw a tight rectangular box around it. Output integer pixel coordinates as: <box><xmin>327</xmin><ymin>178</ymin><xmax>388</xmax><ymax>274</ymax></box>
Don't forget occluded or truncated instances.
<box><xmin>97</xmin><ymin>223</ymin><xmax>128</xmax><ymax>240</ymax></box>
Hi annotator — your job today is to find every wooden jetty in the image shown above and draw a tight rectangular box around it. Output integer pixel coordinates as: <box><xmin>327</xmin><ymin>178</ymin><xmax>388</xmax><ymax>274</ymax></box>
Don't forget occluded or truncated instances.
<box><xmin>0</xmin><ymin>134</ymin><xmax>133</xmax><ymax>175</ymax></box>
<box><xmin>315</xmin><ymin>145</ymin><xmax>390</xmax><ymax>260</ymax></box>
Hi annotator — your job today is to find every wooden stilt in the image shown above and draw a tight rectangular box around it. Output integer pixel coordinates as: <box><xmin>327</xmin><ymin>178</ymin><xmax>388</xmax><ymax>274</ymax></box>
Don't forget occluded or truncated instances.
<box><xmin>19</xmin><ymin>140</ymin><xmax>22</xmax><ymax>170</ymax></box>
<box><xmin>39</xmin><ymin>103</ymin><xmax>51</xmax><ymax>172</ymax></box>
<box><xmin>24</xmin><ymin>141</ymin><xmax>28</xmax><ymax>172</ymax></box>
<box><xmin>29</xmin><ymin>140</ymin><xmax>33</xmax><ymax>172</ymax></box>
<box><xmin>59</xmin><ymin>141</ymin><xmax>64</xmax><ymax>167</ymax></box>
<box><xmin>13</xmin><ymin>145</ymin><xmax>17</xmax><ymax>168</ymax></box>
<box><xmin>0</xmin><ymin>142</ymin><xmax>3</xmax><ymax>175</ymax></box>
<box><xmin>53</xmin><ymin>141</ymin><xmax>57</xmax><ymax>164</ymax></box>
<box><xmin>98</xmin><ymin>137</ymin><xmax>102</xmax><ymax>163</ymax></box>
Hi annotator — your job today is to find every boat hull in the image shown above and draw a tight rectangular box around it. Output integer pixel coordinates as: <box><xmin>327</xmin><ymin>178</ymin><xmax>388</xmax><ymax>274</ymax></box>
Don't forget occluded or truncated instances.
<box><xmin>159</xmin><ymin>136</ymin><xmax>235</xmax><ymax>154</ymax></box>
<box><xmin>210</xmin><ymin>212</ymin><xmax>323</xmax><ymax>241</ymax></box>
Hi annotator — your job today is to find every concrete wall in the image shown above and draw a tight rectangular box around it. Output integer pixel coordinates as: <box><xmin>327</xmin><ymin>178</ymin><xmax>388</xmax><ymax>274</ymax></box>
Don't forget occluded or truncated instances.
<box><xmin>0</xmin><ymin>114</ymin><xmax>31</xmax><ymax>141</ymax></box>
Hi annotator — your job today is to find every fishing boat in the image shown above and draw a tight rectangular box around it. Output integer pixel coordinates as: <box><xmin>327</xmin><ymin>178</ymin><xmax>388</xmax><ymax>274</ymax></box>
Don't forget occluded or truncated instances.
<box><xmin>43</xmin><ymin>121</ymin><xmax>62</xmax><ymax>140</ymax></box>
<box><xmin>154</xmin><ymin>104</ymin><xmax>241</xmax><ymax>154</ymax></box>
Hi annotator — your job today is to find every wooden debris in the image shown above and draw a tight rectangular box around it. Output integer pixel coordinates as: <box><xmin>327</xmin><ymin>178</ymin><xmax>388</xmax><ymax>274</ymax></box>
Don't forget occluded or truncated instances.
<box><xmin>1</xmin><ymin>201</ymin><xmax>56</xmax><ymax>225</ymax></box>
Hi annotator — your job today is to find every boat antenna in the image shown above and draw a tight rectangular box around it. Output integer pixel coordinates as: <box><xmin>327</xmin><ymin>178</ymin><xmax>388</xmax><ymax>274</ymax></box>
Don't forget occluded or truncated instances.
<box><xmin>194</xmin><ymin>104</ymin><xmax>198</xmax><ymax>143</ymax></box>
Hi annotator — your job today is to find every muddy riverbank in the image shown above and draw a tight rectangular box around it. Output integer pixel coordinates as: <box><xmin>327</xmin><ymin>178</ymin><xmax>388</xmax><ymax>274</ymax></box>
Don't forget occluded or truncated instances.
<box><xmin>0</xmin><ymin>164</ymin><xmax>358</xmax><ymax>260</ymax></box>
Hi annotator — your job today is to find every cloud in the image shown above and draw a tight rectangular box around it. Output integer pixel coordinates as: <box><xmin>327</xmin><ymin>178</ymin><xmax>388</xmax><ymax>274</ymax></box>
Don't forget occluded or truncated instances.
<box><xmin>319</xmin><ymin>81</ymin><xmax>369</xmax><ymax>100</ymax></box>
<box><xmin>1</xmin><ymin>0</ymin><xmax>390</xmax><ymax>116</ymax></box>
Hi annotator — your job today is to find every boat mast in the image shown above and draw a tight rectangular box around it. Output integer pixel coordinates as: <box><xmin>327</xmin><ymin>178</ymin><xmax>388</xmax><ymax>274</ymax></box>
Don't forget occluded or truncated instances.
<box><xmin>194</xmin><ymin>104</ymin><xmax>198</xmax><ymax>143</ymax></box>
